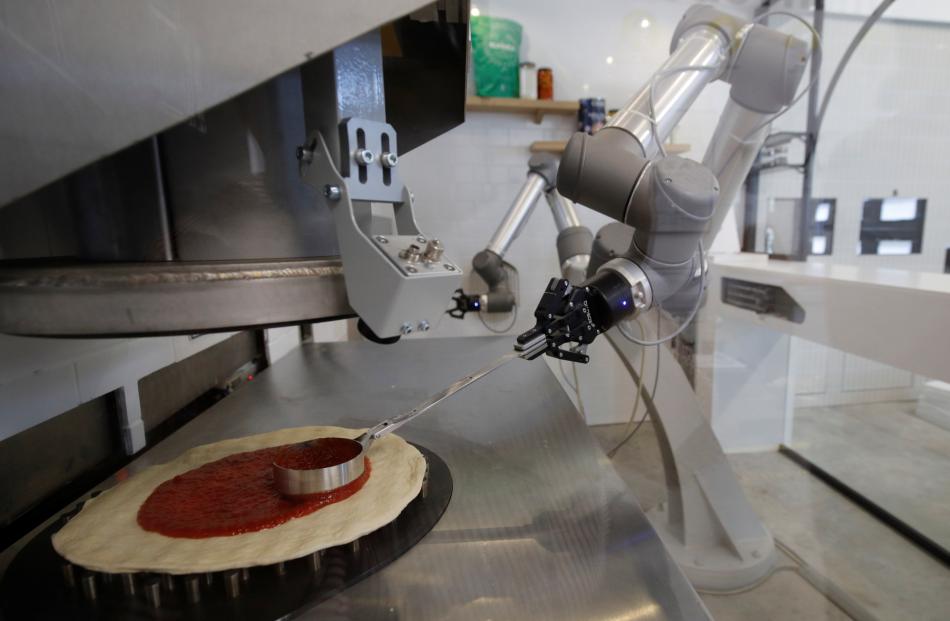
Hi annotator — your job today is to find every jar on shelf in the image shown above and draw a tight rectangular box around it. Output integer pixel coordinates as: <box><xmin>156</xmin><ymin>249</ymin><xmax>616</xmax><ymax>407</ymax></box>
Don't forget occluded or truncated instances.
<box><xmin>537</xmin><ymin>67</ymin><xmax>553</xmax><ymax>100</ymax></box>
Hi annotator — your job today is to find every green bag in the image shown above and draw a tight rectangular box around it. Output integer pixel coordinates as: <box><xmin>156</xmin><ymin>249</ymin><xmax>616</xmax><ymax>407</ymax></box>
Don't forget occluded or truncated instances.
<box><xmin>470</xmin><ymin>16</ymin><xmax>522</xmax><ymax>98</ymax></box>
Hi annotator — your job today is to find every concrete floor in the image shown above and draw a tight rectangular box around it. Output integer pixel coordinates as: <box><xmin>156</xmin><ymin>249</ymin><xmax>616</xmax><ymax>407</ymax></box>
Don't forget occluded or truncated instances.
<box><xmin>791</xmin><ymin>401</ymin><xmax>950</xmax><ymax>550</ymax></box>
<box><xmin>590</xmin><ymin>422</ymin><xmax>950</xmax><ymax>621</ymax></box>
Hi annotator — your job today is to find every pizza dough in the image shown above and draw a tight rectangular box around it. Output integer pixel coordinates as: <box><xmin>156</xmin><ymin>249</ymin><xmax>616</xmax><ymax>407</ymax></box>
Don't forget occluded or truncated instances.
<box><xmin>52</xmin><ymin>426</ymin><xmax>426</xmax><ymax>574</ymax></box>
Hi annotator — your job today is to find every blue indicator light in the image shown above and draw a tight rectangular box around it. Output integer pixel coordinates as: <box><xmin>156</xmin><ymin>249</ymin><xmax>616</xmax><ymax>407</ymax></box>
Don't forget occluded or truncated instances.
<box><xmin>621</xmin><ymin>299</ymin><xmax>628</xmax><ymax>307</ymax></box>
<box><xmin>474</xmin><ymin>301</ymin><xmax>480</xmax><ymax>308</ymax></box>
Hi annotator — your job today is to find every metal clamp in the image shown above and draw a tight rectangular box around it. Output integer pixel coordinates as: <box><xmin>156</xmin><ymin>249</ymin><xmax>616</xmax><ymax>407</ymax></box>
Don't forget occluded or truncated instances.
<box><xmin>299</xmin><ymin>128</ymin><xmax>461</xmax><ymax>338</ymax></box>
<box><xmin>338</xmin><ymin>118</ymin><xmax>404</xmax><ymax>202</ymax></box>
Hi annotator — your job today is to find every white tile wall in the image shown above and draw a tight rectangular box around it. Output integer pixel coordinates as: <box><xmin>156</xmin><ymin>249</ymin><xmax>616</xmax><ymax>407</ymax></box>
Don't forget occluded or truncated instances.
<box><xmin>757</xmin><ymin>9</ymin><xmax>950</xmax><ymax>407</ymax></box>
<box><xmin>757</xmin><ymin>13</ymin><xmax>950</xmax><ymax>275</ymax></box>
<box><xmin>0</xmin><ymin>332</ymin><xmax>238</xmax><ymax>450</ymax></box>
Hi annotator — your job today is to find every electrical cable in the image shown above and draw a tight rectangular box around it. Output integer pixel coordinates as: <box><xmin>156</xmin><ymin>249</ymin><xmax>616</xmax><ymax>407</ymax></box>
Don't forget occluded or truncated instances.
<box><xmin>694</xmin><ymin>537</ymin><xmax>881</xmax><ymax>621</ymax></box>
<box><xmin>616</xmin><ymin>239</ymin><xmax>706</xmax><ymax>347</ymax></box>
<box><xmin>558</xmin><ymin>353</ymin><xmax>588</xmax><ymax>420</ymax></box>
<box><xmin>813</xmin><ymin>0</ymin><xmax>896</xmax><ymax>145</ymax></box>
<box><xmin>570</xmin><ymin>361</ymin><xmax>587</xmax><ymax>421</ymax></box>
<box><xmin>607</xmin><ymin>309</ymin><xmax>662</xmax><ymax>457</ymax></box>
<box><xmin>707</xmin><ymin>11</ymin><xmax>825</xmax><ymax>181</ymax></box>
<box><xmin>558</xmin><ymin>357</ymin><xmax>577</xmax><ymax>392</ymax></box>
<box><xmin>642</xmin><ymin>12</ymin><xmax>823</xmax><ymax>182</ymax></box>
<box><xmin>611</xmin><ymin>317</ymin><xmax>646</xmax><ymax>442</ymax></box>
<box><xmin>740</xmin><ymin>10</ymin><xmax>825</xmax><ymax>140</ymax></box>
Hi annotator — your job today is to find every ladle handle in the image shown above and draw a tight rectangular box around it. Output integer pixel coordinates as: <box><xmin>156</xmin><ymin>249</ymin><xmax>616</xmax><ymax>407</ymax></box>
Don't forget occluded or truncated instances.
<box><xmin>364</xmin><ymin>350</ymin><xmax>524</xmax><ymax>442</ymax></box>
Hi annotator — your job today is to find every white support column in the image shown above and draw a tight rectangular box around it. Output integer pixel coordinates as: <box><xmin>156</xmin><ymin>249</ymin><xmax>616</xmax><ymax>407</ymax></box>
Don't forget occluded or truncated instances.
<box><xmin>606</xmin><ymin>322</ymin><xmax>776</xmax><ymax>592</ymax></box>
<box><xmin>115</xmin><ymin>383</ymin><xmax>146</xmax><ymax>454</ymax></box>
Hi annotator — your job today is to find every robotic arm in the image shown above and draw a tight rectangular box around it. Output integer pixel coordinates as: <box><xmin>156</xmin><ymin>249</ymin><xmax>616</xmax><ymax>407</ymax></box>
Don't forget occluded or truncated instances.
<box><xmin>516</xmin><ymin>3</ymin><xmax>809</xmax><ymax>362</ymax></box>
<box><xmin>450</xmin><ymin>153</ymin><xmax>593</xmax><ymax>318</ymax></box>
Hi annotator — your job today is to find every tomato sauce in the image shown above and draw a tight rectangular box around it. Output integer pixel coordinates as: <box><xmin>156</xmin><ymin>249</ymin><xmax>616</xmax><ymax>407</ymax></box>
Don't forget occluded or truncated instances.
<box><xmin>137</xmin><ymin>441</ymin><xmax>371</xmax><ymax>538</ymax></box>
<box><xmin>273</xmin><ymin>437</ymin><xmax>362</xmax><ymax>470</ymax></box>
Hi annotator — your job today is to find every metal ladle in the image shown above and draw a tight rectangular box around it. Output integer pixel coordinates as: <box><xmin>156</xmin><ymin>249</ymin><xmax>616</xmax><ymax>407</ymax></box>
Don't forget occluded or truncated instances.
<box><xmin>273</xmin><ymin>340</ymin><xmax>544</xmax><ymax>497</ymax></box>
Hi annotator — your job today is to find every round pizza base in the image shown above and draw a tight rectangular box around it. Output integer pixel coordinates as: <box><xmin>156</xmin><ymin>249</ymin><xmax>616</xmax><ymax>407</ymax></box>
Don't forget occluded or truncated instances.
<box><xmin>52</xmin><ymin>426</ymin><xmax>426</xmax><ymax>574</ymax></box>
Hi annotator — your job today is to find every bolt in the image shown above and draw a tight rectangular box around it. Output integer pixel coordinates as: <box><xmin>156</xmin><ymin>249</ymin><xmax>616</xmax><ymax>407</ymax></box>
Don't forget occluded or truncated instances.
<box><xmin>184</xmin><ymin>575</ymin><xmax>200</xmax><ymax>604</ymax></box>
<box><xmin>400</xmin><ymin>244</ymin><xmax>422</xmax><ymax>263</ymax></box>
<box><xmin>664</xmin><ymin>177</ymin><xmax>673</xmax><ymax>183</ymax></box>
<box><xmin>381</xmin><ymin>152</ymin><xmax>398</xmax><ymax>168</ymax></box>
<box><xmin>324</xmin><ymin>185</ymin><xmax>341</xmax><ymax>201</ymax></box>
<box><xmin>162</xmin><ymin>574</ymin><xmax>176</xmax><ymax>592</ymax></box>
<box><xmin>81</xmin><ymin>572</ymin><xmax>97</xmax><ymax>602</ymax></box>
<box><xmin>307</xmin><ymin>552</ymin><xmax>321</xmax><ymax>573</ymax></box>
<box><xmin>444</xmin><ymin>263</ymin><xmax>456</xmax><ymax>271</ymax></box>
<box><xmin>120</xmin><ymin>573</ymin><xmax>136</xmax><ymax>596</ymax></box>
<box><xmin>423</xmin><ymin>238</ymin><xmax>444</xmax><ymax>263</ymax></box>
<box><xmin>61</xmin><ymin>563</ymin><xmax>76</xmax><ymax>589</ymax></box>
<box><xmin>375</xmin><ymin>235</ymin><xmax>388</xmax><ymax>244</ymax></box>
<box><xmin>354</xmin><ymin>148</ymin><xmax>375</xmax><ymax>166</ymax></box>
<box><xmin>224</xmin><ymin>570</ymin><xmax>241</xmax><ymax>599</ymax></box>
<box><xmin>418</xmin><ymin>320</ymin><xmax>430</xmax><ymax>332</ymax></box>
<box><xmin>296</xmin><ymin>145</ymin><xmax>313</xmax><ymax>163</ymax></box>
<box><xmin>144</xmin><ymin>577</ymin><xmax>162</xmax><ymax>608</ymax></box>
<box><xmin>416</xmin><ymin>235</ymin><xmax>427</xmax><ymax>243</ymax></box>
<box><xmin>400</xmin><ymin>323</ymin><xmax>414</xmax><ymax>335</ymax></box>
<box><xmin>405</xmin><ymin>265</ymin><xmax>417</xmax><ymax>273</ymax></box>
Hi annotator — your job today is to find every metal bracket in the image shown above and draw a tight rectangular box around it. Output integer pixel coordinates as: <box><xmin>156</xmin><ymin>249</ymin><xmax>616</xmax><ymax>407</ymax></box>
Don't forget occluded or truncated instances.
<box><xmin>338</xmin><ymin>118</ymin><xmax>404</xmax><ymax>203</ymax></box>
<box><xmin>299</xmin><ymin>128</ymin><xmax>461</xmax><ymax>338</ymax></box>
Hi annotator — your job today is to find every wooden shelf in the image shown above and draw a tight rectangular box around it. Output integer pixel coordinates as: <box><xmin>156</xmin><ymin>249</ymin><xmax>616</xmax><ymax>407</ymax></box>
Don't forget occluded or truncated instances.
<box><xmin>465</xmin><ymin>96</ymin><xmax>578</xmax><ymax>124</ymax></box>
<box><xmin>530</xmin><ymin>140</ymin><xmax>691</xmax><ymax>155</ymax></box>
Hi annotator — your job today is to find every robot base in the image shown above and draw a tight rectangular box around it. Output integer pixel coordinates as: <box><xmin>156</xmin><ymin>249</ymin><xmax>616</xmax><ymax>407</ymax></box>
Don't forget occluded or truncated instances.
<box><xmin>648</xmin><ymin>503</ymin><xmax>777</xmax><ymax>592</ymax></box>
<box><xmin>606</xmin><ymin>326</ymin><xmax>779</xmax><ymax>594</ymax></box>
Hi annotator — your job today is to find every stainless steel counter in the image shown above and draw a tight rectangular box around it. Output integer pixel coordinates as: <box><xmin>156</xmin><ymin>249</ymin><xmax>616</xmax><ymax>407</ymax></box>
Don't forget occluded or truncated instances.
<box><xmin>97</xmin><ymin>337</ymin><xmax>710</xmax><ymax>620</ymax></box>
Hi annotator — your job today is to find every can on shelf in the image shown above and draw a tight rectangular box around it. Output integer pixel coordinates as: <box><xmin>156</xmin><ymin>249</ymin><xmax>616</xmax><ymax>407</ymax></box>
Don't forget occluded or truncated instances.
<box><xmin>537</xmin><ymin>67</ymin><xmax>553</xmax><ymax>100</ymax></box>
<box><xmin>578</xmin><ymin>98</ymin><xmax>607</xmax><ymax>134</ymax></box>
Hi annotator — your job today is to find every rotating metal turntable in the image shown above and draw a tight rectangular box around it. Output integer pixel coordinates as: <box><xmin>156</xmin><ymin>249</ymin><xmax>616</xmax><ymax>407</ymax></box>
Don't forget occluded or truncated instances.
<box><xmin>0</xmin><ymin>445</ymin><xmax>451</xmax><ymax>620</ymax></box>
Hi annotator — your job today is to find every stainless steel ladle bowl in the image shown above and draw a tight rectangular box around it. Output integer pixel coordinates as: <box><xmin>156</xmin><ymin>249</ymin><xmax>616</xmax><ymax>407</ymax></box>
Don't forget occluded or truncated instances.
<box><xmin>273</xmin><ymin>348</ymin><xmax>534</xmax><ymax>498</ymax></box>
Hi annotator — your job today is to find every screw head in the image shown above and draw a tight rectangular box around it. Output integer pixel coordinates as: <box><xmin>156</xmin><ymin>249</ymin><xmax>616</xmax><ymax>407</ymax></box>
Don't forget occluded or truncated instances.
<box><xmin>418</xmin><ymin>320</ymin><xmax>430</xmax><ymax>332</ymax></box>
<box><xmin>405</xmin><ymin>265</ymin><xmax>417</xmax><ymax>273</ymax></box>
<box><xmin>416</xmin><ymin>235</ymin><xmax>426</xmax><ymax>243</ymax></box>
<box><xmin>354</xmin><ymin>149</ymin><xmax>375</xmax><ymax>166</ymax></box>
<box><xmin>400</xmin><ymin>322</ymin><xmax>413</xmax><ymax>335</ymax></box>
<box><xmin>381</xmin><ymin>152</ymin><xmax>398</xmax><ymax>168</ymax></box>
<box><xmin>324</xmin><ymin>185</ymin><xmax>341</xmax><ymax>200</ymax></box>
<box><xmin>296</xmin><ymin>146</ymin><xmax>313</xmax><ymax>163</ymax></box>
<box><xmin>443</xmin><ymin>263</ymin><xmax>456</xmax><ymax>272</ymax></box>
<box><xmin>375</xmin><ymin>235</ymin><xmax>388</xmax><ymax>244</ymax></box>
